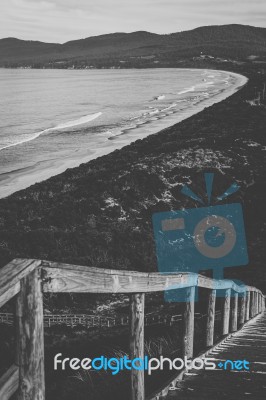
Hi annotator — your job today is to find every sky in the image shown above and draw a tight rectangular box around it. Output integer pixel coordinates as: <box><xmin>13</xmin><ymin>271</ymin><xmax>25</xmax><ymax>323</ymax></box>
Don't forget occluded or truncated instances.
<box><xmin>0</xmin><ymin>0</ymin><xmax>266</xmax><ymax>43</ymax></box>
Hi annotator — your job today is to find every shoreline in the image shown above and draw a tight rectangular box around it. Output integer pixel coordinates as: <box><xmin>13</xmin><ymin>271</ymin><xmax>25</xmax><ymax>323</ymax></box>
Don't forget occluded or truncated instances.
<box><xmin>0</xmin><ymin>69</ymin><xmax>247</xmax><ymax>199</ymax></box>
<box><xmin>0</xmin><ymin>67</ymin><xmax>265</xmax><ymax>290</ymax></box>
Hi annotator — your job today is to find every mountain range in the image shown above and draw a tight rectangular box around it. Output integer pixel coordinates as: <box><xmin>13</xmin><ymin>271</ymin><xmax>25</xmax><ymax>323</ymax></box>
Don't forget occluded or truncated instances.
<box><xmin>0</xmin><ymin>24</ymin><xmax>266</xmax><ymax>67</ymax></box>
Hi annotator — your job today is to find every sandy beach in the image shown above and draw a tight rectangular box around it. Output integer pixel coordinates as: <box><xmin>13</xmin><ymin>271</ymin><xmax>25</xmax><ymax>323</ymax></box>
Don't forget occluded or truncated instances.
<box><xmin>0</xmin><ymin>70</ymin><xmax>247</xmax><ymax>199</ymax></box>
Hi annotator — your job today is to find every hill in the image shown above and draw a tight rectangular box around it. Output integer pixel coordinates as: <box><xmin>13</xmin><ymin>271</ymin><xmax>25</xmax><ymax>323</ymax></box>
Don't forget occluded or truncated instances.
<box><xmin>1</xmin><ymin>24</ymin><xmax>266</xmax><ymax>68</ymax></box>
<box><xmin>0</xmin><ymin>69</ymin><xmax>266</xmax><ymax>291</ymax></box>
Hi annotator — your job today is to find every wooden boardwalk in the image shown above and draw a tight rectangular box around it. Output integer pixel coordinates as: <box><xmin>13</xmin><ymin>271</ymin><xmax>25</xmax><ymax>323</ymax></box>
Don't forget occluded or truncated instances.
<box><xmin>0</xmin><ymin>259</ymin><xmax>264</xmax><ymax>400</ymax></box>
<box><xmin>0</xmin><ymin>311</ymin><xmax>220</xmax><ymax>328</ymax></box>
<box><xmin>167</xmin><ymin>312</ymin><xmax>266</xmax><ymax>400</ymax></box>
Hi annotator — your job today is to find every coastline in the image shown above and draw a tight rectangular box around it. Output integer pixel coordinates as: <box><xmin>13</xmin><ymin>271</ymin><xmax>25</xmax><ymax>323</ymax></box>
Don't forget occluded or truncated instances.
<box><xmin>0</xmin><ymin>69</ymin><xmax>247</xmax><ymax>199</ymax></box>
<box><xmin>0</xmin><ymin>66</ymin><xmax>265</xmax><ymax>287</ymax></box>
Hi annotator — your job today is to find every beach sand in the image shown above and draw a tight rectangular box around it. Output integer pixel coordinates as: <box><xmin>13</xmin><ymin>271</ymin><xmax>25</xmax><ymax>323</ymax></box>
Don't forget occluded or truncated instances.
<box><xmin>0</xmin><ymin>70</ymin><xmax>248</xmax><ymax>199</ymax></box>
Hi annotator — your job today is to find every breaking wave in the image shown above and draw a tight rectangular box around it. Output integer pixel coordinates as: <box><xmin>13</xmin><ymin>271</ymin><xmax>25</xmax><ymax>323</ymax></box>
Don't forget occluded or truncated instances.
<box><xmin>0</xmin><ymin>112</ymin><xmax>102</xmax><ymax>151</ymax></box>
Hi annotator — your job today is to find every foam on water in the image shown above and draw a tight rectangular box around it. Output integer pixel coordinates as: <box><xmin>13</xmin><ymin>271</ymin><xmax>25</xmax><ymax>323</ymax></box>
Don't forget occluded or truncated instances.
<box><xmin>54</xmin><ymin>112</ymin><xmax>102</xmax><ymax>130</ymax></box>
<box><xmin>0</xmin><ymin>68</ymin><xmax>248</xmax><ymax>198</ymax></box>
<box><xmin>0</xmin><ymin>112</ymin><xmax>102</xmax><ymax>151</ymax></box>
<box><xmin>178</xmin><ymin>86</ymin><xmax>195</xmax><ymax>94</ymax></box>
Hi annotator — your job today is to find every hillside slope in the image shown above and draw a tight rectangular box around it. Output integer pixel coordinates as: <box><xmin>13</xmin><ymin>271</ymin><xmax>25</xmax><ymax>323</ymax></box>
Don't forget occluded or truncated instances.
<box><xmin>1</xmin><ymin>24</ymin><xmax>266</xmax><ymax>67</ymax></box>
<box><xmin>0</xmin><ymin>71</ymin><xmax>265</xmax><ymax>291</ymax></box>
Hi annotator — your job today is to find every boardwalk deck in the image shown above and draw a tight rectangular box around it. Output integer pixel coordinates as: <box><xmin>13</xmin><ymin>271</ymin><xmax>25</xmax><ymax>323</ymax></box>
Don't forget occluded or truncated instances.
<box><xmin>166</xmin><ymin>312</ymin><xmax>266</xmax><ymax>400</ymax></box>
<box><xmin>0</xmin><ymin>259</ymin><xmax>264</xmax><ymax>400</ymax></box>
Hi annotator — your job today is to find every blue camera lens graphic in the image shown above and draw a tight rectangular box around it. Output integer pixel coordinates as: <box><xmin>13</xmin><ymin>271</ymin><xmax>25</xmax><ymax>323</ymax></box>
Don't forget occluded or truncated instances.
<box><xmin>193</xmin><ymin>214</ymin><xmax>237</xmax><ymax>259</ymax></box>
<box><xmin>204</xmin><ymin>226</ymin><xmax>225</xmax><ymax>248</ymax></box>
<box><xmin>152</xmin><ymin>203</ymin><xmax>249</xmax><ymax>301</ymax></box>
<box><xmin>152</xmin><ymin>174</ymin><xmax>249</xmax><ymax>302</ymax></box>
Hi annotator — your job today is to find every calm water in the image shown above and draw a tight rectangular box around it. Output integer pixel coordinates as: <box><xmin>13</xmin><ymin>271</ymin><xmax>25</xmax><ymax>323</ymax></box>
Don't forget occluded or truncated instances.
<box><xmin>0</xmin><ymin>68</ymin><xmax>242</xmax><ymax>196</ymax></box>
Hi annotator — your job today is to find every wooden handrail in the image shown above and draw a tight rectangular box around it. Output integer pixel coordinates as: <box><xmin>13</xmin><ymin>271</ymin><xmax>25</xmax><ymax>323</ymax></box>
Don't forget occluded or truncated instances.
<box><xmin>0</xmin><ymin>365</ymin><xmax>19</xmax><ymax>400</ymax></box>
<box><xmin>0</xmin><ymin>259</ymin><xmax>42</xmax><ymax>308</ymax></box>
<box><xmin>41</xmin><ymin>260</ymin><xmax>263</xmax><ymax>294</ymax></box>
<box><xmin>0</xmin><ymin>258</ymin><xmax>265</xmax><ymax>400</ymax></box>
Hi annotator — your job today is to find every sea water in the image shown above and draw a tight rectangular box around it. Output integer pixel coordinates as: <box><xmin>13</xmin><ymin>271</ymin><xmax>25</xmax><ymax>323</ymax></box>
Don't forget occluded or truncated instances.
<box><xmin>0</xmin><ymin>68</ymin><xmax>246</xmax><ymax>197</ymax></box>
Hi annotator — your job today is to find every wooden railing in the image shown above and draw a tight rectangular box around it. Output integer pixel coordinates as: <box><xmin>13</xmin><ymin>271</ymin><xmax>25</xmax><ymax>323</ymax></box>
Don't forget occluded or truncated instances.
<box><xmin>0</xmin><ymin>311</ymin><xmax>220</xmax><ymax>328</ymax></box>
<box><xmin>0</xmin><ymin>258</ymin><xmax>265</xmax><ymax>400</ymax></box>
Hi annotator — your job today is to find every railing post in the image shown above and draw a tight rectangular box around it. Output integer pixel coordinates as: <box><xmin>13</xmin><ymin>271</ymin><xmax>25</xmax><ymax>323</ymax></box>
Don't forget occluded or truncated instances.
<box><xmin>239</xmin><ymin>294</ymin><xmax>245</xmax><ymax>327</ymax></box>
<box><xmin>221</xmin><ymin>288</ymin><xmax>231</xmax><ymax>335</ymax></box>
<box><xmin>256</xmin><ymin>292</ymin><xmax>259</xmax><ymax>315</ymax></box>
<box><xmin>206</xmin><ymin>289</ymin><xmax>216</xmax><ymax>347</ymax></box>
<box><xmin>254</xmin><ymin>292</ymin><xmax>257</xmax><ymax>316</ymax></box>
<box><xmin>230</xmin><ymin>292</ymin><xmax>238</xmax><ymax>332</ymax></box>
<box><xmin>250</xmin><ymin>291</ymin><xmax>255</xmax><ymax>318</ymax></box>
<box><xmin>182</xmin><ymin>287</ymin><xmax>195</xmax><ymax>358</ymax></box>
<box><xmin>250</xmin><ymin>291</ymin><xmax>253</xmax><ymax>318</ymax></box>
<box><xmin>130</xmin><ymin>293</ymin><xmax>145</xmax><ymax>400</ymax></box>
<box><xmin>16</xmin><ymin>267</ymin><xmax>45</xmax><ymax>400</ymax></box>
<box><xmin>245</xmin><ymin>291</ymin><xmax>250</xmax><ymax>321</ymax></box>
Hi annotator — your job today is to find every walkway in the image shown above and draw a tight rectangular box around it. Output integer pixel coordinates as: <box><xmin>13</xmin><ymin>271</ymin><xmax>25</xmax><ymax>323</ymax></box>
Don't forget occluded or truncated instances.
<box><xmin>167</xmin><ymin>312</ymin><xmax>266</xmax><ymax>400</ymax></box>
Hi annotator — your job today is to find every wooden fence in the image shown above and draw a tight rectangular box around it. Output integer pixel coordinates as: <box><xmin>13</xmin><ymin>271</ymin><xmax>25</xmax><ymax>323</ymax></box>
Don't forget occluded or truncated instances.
<box><xmin>0</xmin><ymin>258</ymin><xmax>265</xmax><ymax>400</ymax></box>
<box><xmin>0</xmin><ymin>311</ymin><xmax>220</xmax><ymax>328</ymax></box>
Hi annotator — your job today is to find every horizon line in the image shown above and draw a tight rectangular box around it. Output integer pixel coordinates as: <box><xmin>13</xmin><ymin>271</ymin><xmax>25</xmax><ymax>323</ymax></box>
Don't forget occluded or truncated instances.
<box><xmin>0</xmin><ymin>22</ymin><xmax>265</xmax><ymax>45</ymax></box>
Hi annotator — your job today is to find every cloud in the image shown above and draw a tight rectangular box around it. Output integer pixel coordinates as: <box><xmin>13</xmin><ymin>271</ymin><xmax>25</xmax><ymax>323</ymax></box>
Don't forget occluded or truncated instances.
<box><xmin>0</xmin><ymin>0</ymin><xmax>265</xmax><ymax>42</ymax></box>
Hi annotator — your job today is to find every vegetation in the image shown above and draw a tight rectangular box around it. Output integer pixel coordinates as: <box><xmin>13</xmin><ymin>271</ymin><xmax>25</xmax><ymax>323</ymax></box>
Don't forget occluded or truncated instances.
<box><xmin>0</xmin><ymin>64</ymin><xmax>266</xmax><ymax>293</ymax></box>
<box><xmin>0</xmin><ymin>34</ymin><xmax>266</xmax><ymax>398</ymax></box>
<box><xmin>1</xmin><ymin>24</ymin><xmax>266</xmax><ymax>69</ymax></box>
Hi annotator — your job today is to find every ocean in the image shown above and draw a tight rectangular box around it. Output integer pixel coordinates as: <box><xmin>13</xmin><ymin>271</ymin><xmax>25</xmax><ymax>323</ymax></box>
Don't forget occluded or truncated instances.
<box><xmin>0</xmin><ymin>68</ymin><xmax>246</xmax><ymax>197</ymax></box>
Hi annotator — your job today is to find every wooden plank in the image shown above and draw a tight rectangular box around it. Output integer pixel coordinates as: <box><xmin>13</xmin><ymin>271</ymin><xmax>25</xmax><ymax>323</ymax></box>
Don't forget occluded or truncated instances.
<box><xmin>245</xmin><ymin>291</ymin><xmax>250</xmax><ymax>321</ymax></box>
<box><xmin>222</xmin><ymin>289</ymin><xmax>231</xmax><ymax>335</ymax></box>
<box><xmin>16</xmin><ymin>268</ymin><xmax>45</xmax><ymax>400</ymax></box>
<box><xmin>0</xmin><ymin>259</ymin><xmax>262</xmax><ymax>298</ymax></box>
<box><xmin>253</xmin><ymin>291</ymin><xmax>257</xmax><ymax>317</ymax></box>
<box><xmin>230</xmin><ymin>292</ymin><xmax>238</xmax><ymax>332</ymax></box>
<box><xmin>238</xmin><ymin>294</ymin><xmax>245</xmax><ymax>327</ymax></box>
<box><xmin>197</xmin><ymin>275</ymin><xmax>246</xmax><ymax>292</ymax></box>
<box><xmin>42</xmin><ymin>262</ymin><xmax>197</xmax><ymax>293</ymax></box>
<box><xmin>0</xmin><ymin>259</ymin><xmax>41</xmax><ymax>308</ymax></box>
<box><xmin>253</xmin><ymin>292</ymin><xmax>256</xmax><ymax>316</ymax></box>
<box><xmin>250</xmin><ymin>291</ymin><xmax>255</xmax><ymax>318</ymax></box>
<box><xmin>130</xmin><ymin>293</ymin><xmax>145</xmax><ymax>400</ymax></box>
<box><xmin>254</xmin><ymin>292</ymin><xmax>258</xmax><ymax>316</ymax></box>
<box><xmin>163</xmin><ymin>312</ymin><xmax>266</xmax><ymax>400</ymax></box>
<box><xmin>249</xmin><ymin>291</ymin><xmax>253</xmax><ymax>318</ymax></box>
<box><xmin>0</xmin><ymin>364</ymin><xmax>19</xmax><ymax>400</ymax></box>
<box><xmin>41</xmin><ymin>261</ymin><xmax>264</xmax><ymax>295</ymax></box>
<box><xmin>206</xmin><ymin>289</ymin><xmax>216</xmax><ymax>347</ymax></box>
<box><xmin>0</xmin><ymin>283</ymin><xmax>20</xmax><ymax>310</ymax></box>
<box><xmin>260</xmin><ymin>294</ymin><xmax>263</xmax><ymax>313</ymax></box>
<box><xmin>182</xmin><ymin>287</ymin><xmax>195</xmax><ymax>358</ymax></box>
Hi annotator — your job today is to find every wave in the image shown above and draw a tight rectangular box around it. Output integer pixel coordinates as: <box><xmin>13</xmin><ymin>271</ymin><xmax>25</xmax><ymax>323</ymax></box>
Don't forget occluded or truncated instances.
<box><xmin>53</xmin><ymin>112</ymin><xmax>102</xmax><ymax>130</ymax></box>
<box><xmin>178</xmin><ymin>86</ymin><xmax>195</xmax><ymax>95</ymax></box>
<box><xmin>149</xmin><ymin>109</ymin><xmax>159</xmax><ymax>115</ymax></box>
<box><xmin>153</xmin><ymin>95</ymin><xmax>165</xmax><ymax>101</ymax></box>
<box><xmin>105</xmin><ymin>82</ymin><xmax>228</xmax><ymax>142</ymax></box>
<box><xmin>0</xmin><ymin>112</ymin><xmax>102</xmax><ymax>151</ymax></box>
